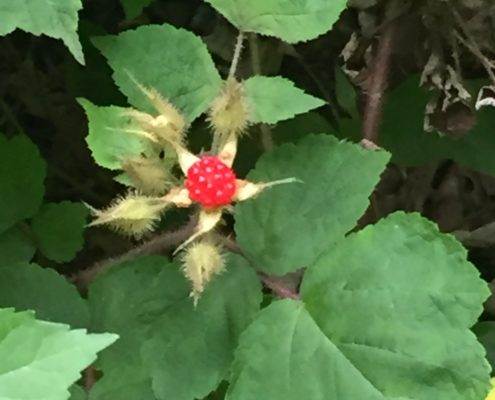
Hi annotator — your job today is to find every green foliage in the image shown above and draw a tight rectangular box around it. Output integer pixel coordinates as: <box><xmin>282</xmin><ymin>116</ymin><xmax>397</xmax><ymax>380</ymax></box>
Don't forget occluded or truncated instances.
<box><xmin>228</xmin><ymin>213</ymin><xmax>490</xmax><ymax>400</ymax></box>
<box><xmin>69</xmin><ymin>385</ymin><xmax>87</xmax><ymax>400</ymax></box>
<box><xmin>32</xmin><ymin>202</ymin><xmax>88</xmax><ymax>263</ymax></box>
<box><xmin>0</xmin><ymin>0</ymin><xmax>84</xmax><ymax>63</ymax></box>
<box><xmin>227</xmin><ymin>300</ymin><xmax>387</xmax><ymax>400</ymax></box>
<box><xmin>89</xmin><ymin>255</ymin><xmax>262</xmax><ymax>400</ymax></box>
<box><xmin>0</xmin><ymin>308</ymin><xmax>116</xmax><ymax>400</ymax></box>
<box><xmin>93</xmin><ymin>24</ymin><xmax>222</xmax><ymax>122</ymax></box>
<box><xmin>80</xmin><ymin>98</ymin><xmax>151</xmax><ymax>170</ymax></box>
<box><xmin>379</xmin><ymin>77</ymin><xmax>454</xmax><ymax>166</ymax></box>
<box><xmin>474</xmin><ymin>321</ymin><xmax>495</xmax><ymax>370</ymax></box>
<box><xmin>89</xmin><ymin>351</ymin><xmax>156</xmax><ymax>400</ymax></box>
<box><xmin>0</xmin><ymin>135</ymin><xmax>88</xmax><ymax>266</ymax></box>
<box><xmin>244</xmin><ymin>76</ymin><xmax>325</xmax><ymax>124</ymax></box>
<box><xmin>380</xmin><ymin>77</ymin><xmax>495</xmax><ymax>175</ymax></box>
<box><xmin>235</xmin><ymin>134</ymin><xmax>390</xmax><ymax>275</ymax></box>
<box><xmin>0</xmin><ymin>263</ymin><xmax>89</xmax><ymax>328</ymax></box>
<box><xmin>0</xmin><ymin>2</ymin><xmax>493</xmax><ymax>399</ymax></box>
<box><xmin>0</xmin><ymin>135</ymin><xmax>46</xmax><ymax>234</ymax></box>
<box><xmin>206</xmin><ymin>0</ymin><xmax>347</xmax><ymax>43</ymax></box>
<box><xmin>0</xmin><ymin>226</ymin><xmax>36</xmax><ymax>265</ymax></box>
<box><xmin>301</xmin><ymin>212</ymin><xmax>490</xmax><ymax>400</ymax></box>
<box><xmin>338</xmin><ymin>74</ymin><xmax>495</xmax><ymax>175</ymax></box>
<box><xmin>334</xmin><ymin>66</ymin><xmax>361</xmax><ymax>141</ymax></box>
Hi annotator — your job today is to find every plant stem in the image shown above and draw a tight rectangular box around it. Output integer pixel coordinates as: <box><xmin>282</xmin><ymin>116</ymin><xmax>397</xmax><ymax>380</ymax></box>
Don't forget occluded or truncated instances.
<box><xmin>72</xmin><ymin>214</ymin><xmax>198</xmax><ymax>292</ymax></box>
<box><xmin>452</xmin><ymin>8</ymin><xmax>495</xmax><ymax>86</ymax></box>
<box><xmin>361</xmin><ymin>0</ymin><xmax>400</xmax><ymax>144</ymax></box>
<box><xmin>259</xmin><ymin>124</ymin><xmax>274</xmax><ymax>151</ymax></box>
<box><xmin>83</xmin><ymin>367</ymin><xmax>96</xmax><ymax>392</ymax></box>
<box><xmin>248</xmin><ymin>33</ymin><xmax>274</xmax><ymax>151</ymax></box>
<box><xmin>260</xmin><ymin>273</ymin><xmax>301</xmax><ymax>300</ymax></box>
<box><xmin>220</xmin><ymin>235</ymin><xmax>301</xmax><ymax>299</ymax></box>
<box><xmin>75</xmin><ymin>218</ymin><xmax>301</xmax><ymax>301</ymax></box>
<box><xmin>228</xmin><ymin>31</ymin><xmax>245</xmax><ymax>79</ymax></box>
<box><xmin>248</xmin><ymin>32</ymin><xmax>261</xmax><ymax>75</ymax></box>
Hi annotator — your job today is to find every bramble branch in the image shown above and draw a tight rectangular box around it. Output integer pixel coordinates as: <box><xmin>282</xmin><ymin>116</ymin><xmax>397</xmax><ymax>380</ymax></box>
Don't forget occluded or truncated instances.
<box><xmin>362</xmin><ymin>0</ymin><xmax>401</xmax><ymax>144</ymax></box>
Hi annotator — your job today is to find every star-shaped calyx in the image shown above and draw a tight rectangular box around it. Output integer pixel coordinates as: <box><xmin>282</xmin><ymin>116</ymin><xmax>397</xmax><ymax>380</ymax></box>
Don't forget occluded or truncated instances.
<box><xmin>87</xmin><ymin>77</ymin><xmax>295</xmax><ymax>301</ymax></box>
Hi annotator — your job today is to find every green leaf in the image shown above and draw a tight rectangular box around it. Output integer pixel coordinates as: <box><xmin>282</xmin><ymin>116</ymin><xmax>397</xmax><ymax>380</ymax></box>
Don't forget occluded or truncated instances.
<box><xmin>121</xmin><ymin>0</ymin><xmax>153</xmax><ymax>20</ymax></box>
<box><xmin>206</xmin><ymin>0</ymin><xmax>347</xmax><ymax>43</ymax></box>
<box><xmin>79</xmin><ymin>98</ymin><xmax>151</xmax><ymax>170</ymax></box>
<box><xmin>0</xmin><ymin>0</ymin><xmax>84</xmax><ymax>64</ymax></box>
<box><xmin>229</xmin><ymin>214</ymin><xmax>490</xmax><ymax>400</ymax></box>
<box><xmin>70</xmin><ymin>385</ymin><xmax>87</xmax><ymax>400</ymax></box>
<box><xmin>375</xmin><ymin>76</ymin><xmax>495</xmax><ymax>175</ymax></box>
<box><xmin>300</xmin><ymin>212</ymin><xmax>490</xmax><ymax>400</ymax></box>
<box><xmin>89</xmin><ymin>338</ymin><xmax>156</xmax><ymax>400</ymax></box>
<box><xmin>0</xmin><ymin>226</ymin><xmax>36</xmax><ymax>266</ymax></box>
<box><xmin>0</xmin><ymin>263</ymin><xmax>89</xmax><ymax>328</ymax></box>
<box><xmin>93</xmin><ymin>24</ymin><xmax>222</xmax><ymax>122</ymax></box>
<box><xmin>0</xmin><ymin>135</ymin><xmax>46</xmax><ymax>234</ymax></box>
<box><xmin>235</xmin><ymin>134</ymin><xmax>390</xmax><ymax>275</ymax></box>
<box><xmin>473</xmin><ymin>321</ymin><xmax>495</xmax><ymax>370</ymax></box>
<box><xmin>32</xmin><ymin>202</ymin><xmax>88</xmax><ymax>263</ymax></box>
<box><xmin>89</xmin><ymin>254</ymin><xmax>261</xmax><ymax>400</ymax></box>
<box><xmin>335</xmin><ymin>66</ymin><xmax>358</xmax><ymax>117</ymax></box>
<box><xmin>380</xmin><ymin>76</ymin><xmax>447</xmax><ymax>166</ymax></box>
<box><xmin>227</xmin><ymin>300</ymin><xmax>386</xmax><ymax>400</ymax></box>
<box><xmin>450</xmin><ymin>107</ymin><xmax>495</xmax><ymax>175</ymax></box>
<box><xmin>244</xmin><ymin>76</ymin><xmax>325</xmax><ymax>124</ymax></box>
<box><xmin>0</xmin><ymin>308</ymin><xmax>117</xmax><ymax>400</ymax></box>
<box><xmin>335</xmin><ymin>66</ymin><xmax>361</xmax><ymax>142</ymax></box>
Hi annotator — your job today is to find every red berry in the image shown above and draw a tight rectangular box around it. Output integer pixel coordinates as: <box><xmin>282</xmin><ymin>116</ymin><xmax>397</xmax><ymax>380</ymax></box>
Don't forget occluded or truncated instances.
<box><xmin>185</xmin><ymin>156</ymin><xmax>237</xmax><ymax>208</ymax></box>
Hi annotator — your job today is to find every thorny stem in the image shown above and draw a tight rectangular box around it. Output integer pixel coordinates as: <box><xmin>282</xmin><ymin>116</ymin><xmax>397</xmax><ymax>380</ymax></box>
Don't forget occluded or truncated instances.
<box><xmin>248</xmin><ymin>33</ymin><xmax>274</xmax><ymax>151</ymax></box>
<box><xmin>75</xmin><ymin>217</ymin><xmax>301</xmax><ymax>301</ymax></box>
<box><xmin>72</xmin><ymin>214</ymin><xmax>198</xmax><ymax>292</ymax></box>
<box><xmin>228</xmin><ymin>31</ymin><xmax>245</xmax><ymax>79</ymax></box>
<box><xmin>361</xmin><ymin>0</ymin><xmax>401</xmax><ymax>144</ymax></box>
<box><xmin>220</xmin><ymin>235</ymin><xmax>301</xmax><ymax>299</ymax></box>
<box><xmin>260</xmin><ymin>273</ymin><xmax>301</xmax><ymax>300</ymax></box>
<box><xmin>83</xmin><ymin>367</ymin><xmax>96</xmax><ymax>392</ymax></box>
<box><xmin>452</xmin><ymin>7</ymin><xmax>495</xmax><ymax>85</ymax></box>
<box><xmin>211</xmin><ymin>31</ymin><xmax>245</xmax><ymax>154</ymax></box>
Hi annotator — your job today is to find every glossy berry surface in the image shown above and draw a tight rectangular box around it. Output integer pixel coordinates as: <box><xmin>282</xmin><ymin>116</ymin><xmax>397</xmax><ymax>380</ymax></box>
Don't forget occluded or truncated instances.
<box><xmin>185</xmin><ymin>156</ymin><xmax>237</xmax><ymax>208</ymax></box>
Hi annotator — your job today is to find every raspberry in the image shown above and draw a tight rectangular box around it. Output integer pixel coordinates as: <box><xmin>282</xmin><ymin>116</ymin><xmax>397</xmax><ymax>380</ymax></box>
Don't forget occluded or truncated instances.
<box><xmin>185</xmin><ymin>156</ymin><xmax>237</xmax><ymax>208</ymax></box>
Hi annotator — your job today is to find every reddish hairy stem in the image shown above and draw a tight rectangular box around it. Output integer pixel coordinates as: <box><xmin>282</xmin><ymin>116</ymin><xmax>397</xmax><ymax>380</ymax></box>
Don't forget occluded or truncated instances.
<box><xmin>72</xmin><ymin>215</ymin><xmax>198</xmax><ymax>292</ymax></box>
<box><xmin>221</xmin><ymin>236</ymin><xmax>301</xmax><ymax>300</ymax></box>
<box><xmin>260</xmin><ymin>273</ymin><xmax>301</xmax><ymax>300</ymax></box>
<box><xmin>75</xmin><ymin>213</ymin><xmax>300</xmax><ymax>300</ymax></box>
